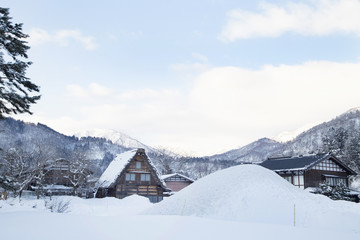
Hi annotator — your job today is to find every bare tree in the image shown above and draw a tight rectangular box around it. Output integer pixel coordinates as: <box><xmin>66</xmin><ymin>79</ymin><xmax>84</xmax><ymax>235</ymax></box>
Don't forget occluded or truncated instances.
<box><xmin>30</xmin><ymin>142</ymin><xmax>55</xmax><ymax>199</ymax></box>
<box><xmin>0</xmin><ymin>148</ymin><xmax>34</xmax><ymax>198</ymax></box>
<box><xmin>64</xmin><ymin>151</ymin><xmax>92</xmax><ymax>196</ymax></box>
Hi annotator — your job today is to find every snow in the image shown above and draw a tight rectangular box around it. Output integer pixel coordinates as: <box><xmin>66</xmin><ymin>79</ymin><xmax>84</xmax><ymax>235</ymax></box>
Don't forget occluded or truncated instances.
<box><xmin>96</xmin><ymin>149</ymin><xmax>137</xmax><ymax>188</ymax></box>
<box><xmin>76</xmin><ymin>128</ymin><xmax>154</xmax><ymax>152</ymax></box>
<box><xmin>344</xmin><ymin>106</ymin><xmax>360</xmax><ymax>115</ymax></box>
<box><xmin>1</xmin><ymin>165</ymin><xmax>360</xmax><ymax>240</ymax></box>
<box><xmin>273</xmin><ymin>122</ymin><xmax>319</xmax><ymax>142</ymax></box>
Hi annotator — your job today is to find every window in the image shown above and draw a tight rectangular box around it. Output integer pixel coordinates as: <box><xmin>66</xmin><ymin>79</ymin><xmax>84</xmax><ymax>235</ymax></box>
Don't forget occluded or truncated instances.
<box><xmin>325</xmin><ymin>176</ymin><xmax>347</xmax><ymax>186</ymax></box>
<box><xmin>125</xmin><ymin>173</ymin><xmax>136</xmax><ymax>181</ymax></box>
<box><xmin>136</xmin><ymin>162</ymin><xmax>142</xmax><ymax>169</ymax></box>
<box><xmin>283</xmin><ymin>176</ymin><xmax>292</xmax><ymax>183</ymax></box>
<box><xmin>293</xmin><ymin>175</ymin><xmax>304</xmax><ymax>189</ymax></box>
<box><xmin>141</xmin><ymin>174</ymin><xmax>150</xmax><ymax>181</ymax></box>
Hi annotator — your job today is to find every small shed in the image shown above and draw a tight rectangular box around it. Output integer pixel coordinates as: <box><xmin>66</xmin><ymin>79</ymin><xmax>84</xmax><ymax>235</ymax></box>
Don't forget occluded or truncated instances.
<box><xmin>260</xmin><ymin>153</ymin><xmax>356</xmax><ymax>189</ymax></box>
<box><xmin>161</xmin><ymin>173</ymin><xmax>194</xmax><ymax>192</ymax></box>
<box><xmin>95</xmin><ymin>148</ymin><xmax>170</xmax><ymax>202</ymax></box>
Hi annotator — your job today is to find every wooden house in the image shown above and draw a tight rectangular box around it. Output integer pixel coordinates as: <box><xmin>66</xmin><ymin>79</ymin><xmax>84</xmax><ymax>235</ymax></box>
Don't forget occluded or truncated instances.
<box><xmin>95</xmin><ymin>148</ymin><xmax>170</xmax><ymax>202</ymax></box>
<box><xmin>38</xmin><ymin>158</ymin><xmax>92</xmax><ymax>197</ymax></box>
<box><xmin>161</xmin><ymin>173</ymin><xmax>194</xmax><ymax>192</ymax></box>
<box><xmin>43</xmin><ymin>158</ymin><xmax>71</xmax><ymax>186</ymax></box>
<box><xmin>260</xmin><ymin>153</ymin><xmax>356</xmax><ymax>189</ymax></box>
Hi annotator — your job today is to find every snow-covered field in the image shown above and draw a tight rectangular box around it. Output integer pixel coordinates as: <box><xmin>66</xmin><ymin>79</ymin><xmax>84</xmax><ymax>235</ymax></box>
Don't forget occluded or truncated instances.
<box><xmin>1</xmin><ymin>165</ymin><xmax>359</xmax><ymax>240</ymax></box>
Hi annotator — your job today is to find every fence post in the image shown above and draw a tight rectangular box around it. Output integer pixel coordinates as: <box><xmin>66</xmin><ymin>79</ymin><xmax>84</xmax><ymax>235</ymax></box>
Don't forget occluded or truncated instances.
<box><xmin>181</xmin><ymin>199</ymin><xmax>186</xmax><ymax>216</ymax></box>
<box><xmin>294</xmin><ymin>204</ymin><xmax>296</xmax><ymax>227</ymax></box>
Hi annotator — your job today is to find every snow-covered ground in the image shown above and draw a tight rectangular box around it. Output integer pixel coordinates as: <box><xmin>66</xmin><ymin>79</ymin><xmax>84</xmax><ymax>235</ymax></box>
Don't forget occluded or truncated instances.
<box><xmin>1</xmin><ymin>165</ymin><xmax>359</xmax><ymax>240</ymax></box>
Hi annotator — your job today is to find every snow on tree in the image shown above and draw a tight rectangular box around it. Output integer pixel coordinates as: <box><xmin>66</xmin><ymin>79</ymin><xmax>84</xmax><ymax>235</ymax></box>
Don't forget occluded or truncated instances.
<box><xmin>64</xmin><ymin>151</ymin><xmax>92</xmax><ymax>196</ymax></box>
<box><xmin>0</xmin><ymin>148</ymin><xmax>34</xmax><ymax>197</ymax></box>
<box><xmin>315</xmin><ymin>181</ymin><xmax>353</xmax><ymax>201</ymax></box>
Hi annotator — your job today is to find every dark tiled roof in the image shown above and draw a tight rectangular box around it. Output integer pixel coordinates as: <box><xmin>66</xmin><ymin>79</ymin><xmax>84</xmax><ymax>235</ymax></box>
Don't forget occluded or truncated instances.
<box><xmin>260</xmin><ymin>153</ymin><xmax>329</xmax><ymax>171</ymax></box>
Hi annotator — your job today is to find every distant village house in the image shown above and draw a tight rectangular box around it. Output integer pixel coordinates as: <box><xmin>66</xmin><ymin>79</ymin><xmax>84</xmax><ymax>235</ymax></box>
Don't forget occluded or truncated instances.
<box><xmin>32</xmin><ymin>158</ymin><xmax>92</xmax><ymax>198</ymax></box>
<box><xmin>161</xmin><ymin>173</ymin><xmax>194</xmax><ymax>192</ymax></box>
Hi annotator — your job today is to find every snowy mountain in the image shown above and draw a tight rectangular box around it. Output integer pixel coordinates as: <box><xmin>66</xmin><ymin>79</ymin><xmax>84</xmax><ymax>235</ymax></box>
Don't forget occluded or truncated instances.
<box><xmin>208</xmin><ymin>138</ymin><xmax>284</xmax><ymax>163</ymax></box>
<box><xmin>282</xmin><ymin>108</ymin><xmax>360</xmax><ymax>156</ymax></box>
<box><xmin>205</xmin><ymin>107</ymin><xmax>360</xmax><ymax>173</ymax></box>
<box><xmin>0</xmin><ymin>118</ymin><xmax>179</xmax><ymax>177</ymax></box>
<box><xmin>76</xmin><ymin>129</ymin><xmax>157</xmax><ymax>154</ymax></box>
<box><xmin>0</xmin><ymin>118</ymin><xmax>128</xmax><ymax>175</ymax></box>
<box><xmin>273</xmin><ymin>123</ymin><xmax>319</xmax><ymax>143</ymax></box>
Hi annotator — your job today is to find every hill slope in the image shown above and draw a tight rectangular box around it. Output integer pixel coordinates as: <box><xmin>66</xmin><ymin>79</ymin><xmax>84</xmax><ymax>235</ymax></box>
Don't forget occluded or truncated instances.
<box><xmin>208</xmin><ymin>138</ymin><xmax>284</xmax><ymax>163</ymax></box>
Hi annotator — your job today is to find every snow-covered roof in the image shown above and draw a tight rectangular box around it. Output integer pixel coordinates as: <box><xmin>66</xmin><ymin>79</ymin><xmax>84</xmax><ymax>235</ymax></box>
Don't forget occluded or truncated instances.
<box><xmin>161</xmin><ymin>173</ymin><xmax>194</xmax><ymax>182</ymax></box>
<box><xmin>96</xmin><ymin>149</ymin><xmax>137</xmax><ymax>188</ymax></box>
<box><xmin>147</xmin><ymin>156</ymin><xmax>167</xmax><ymax>188</ymax></box>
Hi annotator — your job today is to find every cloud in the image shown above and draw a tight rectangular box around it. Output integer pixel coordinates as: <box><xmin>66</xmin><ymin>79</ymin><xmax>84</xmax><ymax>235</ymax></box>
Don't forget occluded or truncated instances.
<box><xmin>219</xmin><ymin>0</ymin><xmax>360</xmax><ymax>41</ymax></box>
<box><xmin>66</xmin><ymin>83</ymin><xmax>113</xmax><ymax>100</ymax></box>
<box><xmin>170</xmin><ymin>53</ymin><xmax>210</xmax><ymax>74</ymax></box>
<box><xmin>25</xmin><ymin>60</ymin><xmax>360</xmax><ymax>156</ymax></box>
<box><xmin>29</xmin><ymin>28</ymin><xmax>97</xmax><ymax>50</ymax></box>
<box><xmin>190</xmin><ymin>60</ymin><xmax>360</xmax><ymax>131</ymax></box>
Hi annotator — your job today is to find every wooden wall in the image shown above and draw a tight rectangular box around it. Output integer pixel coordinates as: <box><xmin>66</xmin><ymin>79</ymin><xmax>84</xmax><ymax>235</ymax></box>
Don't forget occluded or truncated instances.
<box><xmin>114</xmin><ymin>151</ymin><xmax>166</xmax><ymax>202</ymax></box>
<box><xmin>304</xmin><ymin>170</ymin><xmax>350</xmax><ymax>188</ymax></box>
<box><xmin>165</xmin><ymin>181</ymin><xmax>191</xmax><ymax>192</ymax></box>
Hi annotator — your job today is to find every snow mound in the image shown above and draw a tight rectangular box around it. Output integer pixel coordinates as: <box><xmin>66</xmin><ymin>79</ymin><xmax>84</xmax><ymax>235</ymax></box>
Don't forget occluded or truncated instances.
<box><xmin>65</xmin><ymin>195</ymin><xmax>152</xmax><ymax>216</ymax></box>
<box><xmin>144</xmin><ymin>165</ymin><xmax>360</xmax><ymax>231</ymax></box>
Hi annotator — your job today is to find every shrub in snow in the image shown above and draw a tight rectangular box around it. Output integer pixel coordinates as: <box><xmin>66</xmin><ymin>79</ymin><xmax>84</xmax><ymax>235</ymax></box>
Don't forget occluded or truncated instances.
<box><xmin>315</xmin><ymin>182</ymin><xmax>353</xmax><ymax>201</ymax></box>
<box><xmin>45</xmin><ymin>198</ymin><xmax>71</xmax><ymax>213</ymax></box>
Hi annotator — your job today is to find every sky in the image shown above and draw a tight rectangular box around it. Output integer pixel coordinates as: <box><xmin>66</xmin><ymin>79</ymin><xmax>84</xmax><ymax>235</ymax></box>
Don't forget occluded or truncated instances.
<box><xmin>3</xmin><ymin>0</ymin><xmax>360</xmax><ymax>156</ymax></box>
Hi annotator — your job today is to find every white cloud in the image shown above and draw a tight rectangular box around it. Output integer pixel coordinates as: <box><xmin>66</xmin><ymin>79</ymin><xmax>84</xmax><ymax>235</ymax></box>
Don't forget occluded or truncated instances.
<box><xmin>219</xmin><ymin>0</ymin><xmax>360</xmax><ymax>41</ymax></box>
<box><xmin>29</xmin><ymin>28</ymin><xmax>97</xmax><ymax>50</ymax></box>
<box><xmin>23</xmin><ymin>60</ymin><xmax>360</xmax><ymax>156</ymax></box>
<box><xmin>190</xmin><ymin>60</ymin><xmax>360</xmax><ymax>134</ymax></box>
<box><xmin>66</xmin><ymin>83</ymin><xmax>113</xmax><ymax>99</ymax></box>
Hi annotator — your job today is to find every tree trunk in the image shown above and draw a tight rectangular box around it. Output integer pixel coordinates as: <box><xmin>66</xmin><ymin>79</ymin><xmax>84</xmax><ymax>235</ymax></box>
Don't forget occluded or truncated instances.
<box><xmin>36</xmin><ymin>187</ymin><xmax>40</xmax><ymax>199</ymax></box>
<box><xmin>73</xmin><ymin>186</ymin><xmax>77</xmax><ymax>196</ymax></box>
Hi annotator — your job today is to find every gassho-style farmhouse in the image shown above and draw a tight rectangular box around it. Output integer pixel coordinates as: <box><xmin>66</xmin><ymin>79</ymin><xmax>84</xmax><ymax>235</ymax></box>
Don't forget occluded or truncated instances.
<box><xmin>95</xmin><ymin>148</ymin><xmax>171</xmax><ymax>203</ymax></box>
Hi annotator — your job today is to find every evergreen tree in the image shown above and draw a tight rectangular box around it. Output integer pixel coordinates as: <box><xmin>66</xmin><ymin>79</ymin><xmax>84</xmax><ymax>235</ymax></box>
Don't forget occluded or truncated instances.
<box><xmin>345</xmin><ymin>134</ymin><xmax>360</xmax><ymax>173</ymax></box>
<box><xmin>322</xmin><ymin>127</ymin><xmax>348</xmax><ymax>156</ymax></box>
<box><xmin>0</xmin><ymin>7</ymin><xmax>40</xmax><ymax>118</ymax></box>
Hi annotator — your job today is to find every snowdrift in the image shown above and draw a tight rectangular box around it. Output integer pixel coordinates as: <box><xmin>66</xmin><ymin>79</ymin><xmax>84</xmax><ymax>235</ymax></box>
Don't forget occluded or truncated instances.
<box><xmin>144</xmin><ymin>165</ymin><xmax>360</xmax><ymax>231</ymax></box>
<box><xmin>0</xmin><ymin>194</ymin><xmax>152</xmax><ymax>216</ymax></box>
